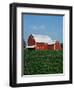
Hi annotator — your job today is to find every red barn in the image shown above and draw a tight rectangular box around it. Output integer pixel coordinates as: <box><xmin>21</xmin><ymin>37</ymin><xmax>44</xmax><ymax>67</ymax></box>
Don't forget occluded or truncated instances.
<box><xmin>27</xmin><ymin>34</ymin><xmax>62</xmax><ymax>50</ymax></box>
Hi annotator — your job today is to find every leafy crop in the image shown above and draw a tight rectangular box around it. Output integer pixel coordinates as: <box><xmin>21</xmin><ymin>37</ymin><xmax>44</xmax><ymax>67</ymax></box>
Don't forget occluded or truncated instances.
<box><xmin>24</xmin><ymin>49</ymin><xmax>63</xmax><ymax>75</ymax></box>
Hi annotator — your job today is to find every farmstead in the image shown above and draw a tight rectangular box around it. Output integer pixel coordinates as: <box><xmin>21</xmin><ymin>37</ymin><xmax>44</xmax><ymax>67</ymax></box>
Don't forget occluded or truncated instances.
<box><xmin>27</xmin><ymin>34</ymin><xmax>62</xmax><ymax>50</ymax></box>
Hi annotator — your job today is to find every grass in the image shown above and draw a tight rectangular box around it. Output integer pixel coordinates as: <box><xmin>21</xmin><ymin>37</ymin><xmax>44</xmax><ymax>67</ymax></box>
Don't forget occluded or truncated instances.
<box><xmin>23</xmin><ymin>49</ymin><xmax>63</xmax><ymax>75</ymax></box>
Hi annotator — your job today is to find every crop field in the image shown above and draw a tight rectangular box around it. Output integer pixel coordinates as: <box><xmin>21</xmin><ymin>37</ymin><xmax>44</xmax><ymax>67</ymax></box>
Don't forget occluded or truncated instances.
<box><xmin>23</xmin><ymin>49</ymin><xmax>63</xmax><ymax>75</ymax></box>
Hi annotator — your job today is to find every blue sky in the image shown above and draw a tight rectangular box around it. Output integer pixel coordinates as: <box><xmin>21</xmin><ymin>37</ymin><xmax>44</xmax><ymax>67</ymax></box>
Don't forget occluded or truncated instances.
<box><xmin>22</xmin><ymin>14</ymin><xmax>63</xmax><ymax>44</ymax></box>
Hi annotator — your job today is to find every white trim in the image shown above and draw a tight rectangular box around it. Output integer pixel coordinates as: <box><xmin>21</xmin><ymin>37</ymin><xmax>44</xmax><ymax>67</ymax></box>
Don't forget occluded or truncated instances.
<box><xmin>54</xmin><ymin>44</ymin><xmax>55</xmax><ymax>50</ymax></box>
<box><xmin>26</xmin><ymin>45</ymin><xmax>36</xmax><ymax>48</ymax></box>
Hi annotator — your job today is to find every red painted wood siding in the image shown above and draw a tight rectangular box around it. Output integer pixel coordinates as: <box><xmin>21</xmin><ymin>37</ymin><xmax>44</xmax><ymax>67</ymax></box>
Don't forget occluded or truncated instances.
<box><xmin>36</xmin><ymin>43</ymin><xmax>48</xmax><ymax>50</ymax></box>
<box><xmin>28</xmin><ymin>35</ymin><xmax>35</xmax><ymax>46</ymax></box>
<box><xmin>48</xmin><ymin>44</ymin><xmax>54</xmax><ymax>50</ymax></box>
<box><xmin>55</xmin><ymin>41</ymin><xmax>62</xmax><ymax>50</ymax></box>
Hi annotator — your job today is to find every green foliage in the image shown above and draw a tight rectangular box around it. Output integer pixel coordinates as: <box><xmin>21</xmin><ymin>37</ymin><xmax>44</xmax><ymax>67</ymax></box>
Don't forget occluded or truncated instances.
<box><xmin>24</xmin><ymin>49</ymin><xmax>63</xmax><ymax>75</ymax></box>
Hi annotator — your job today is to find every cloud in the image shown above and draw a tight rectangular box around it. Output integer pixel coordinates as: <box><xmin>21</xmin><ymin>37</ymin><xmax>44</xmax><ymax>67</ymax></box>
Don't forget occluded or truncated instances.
<box><xmin>31</xmin><ymin>25</ymin><xmax>46</xmax><ymax>30</ymax></box>
<box><xmin>40</xmin><ymin>25</ymin><xmax>45</xmax><ymax>30</ymax></box>
<box><xmin>32</xmin><ymin>26</ymin><xmax>38</xmax><ymax>30</ymax></box>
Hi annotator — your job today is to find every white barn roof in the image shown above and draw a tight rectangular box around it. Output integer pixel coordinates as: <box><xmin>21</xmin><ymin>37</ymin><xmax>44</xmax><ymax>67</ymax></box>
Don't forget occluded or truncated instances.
<box><xmin>31</xmin><ymin>34</ymin><xmax>55</xmax><ymax>44</ymax></box>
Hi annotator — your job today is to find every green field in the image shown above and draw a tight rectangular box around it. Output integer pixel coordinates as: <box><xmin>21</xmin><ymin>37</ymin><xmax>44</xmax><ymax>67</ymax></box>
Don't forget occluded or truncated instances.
<box><xmin>24</xmin><ymin>49</ymin><xmax>63</xmax><ymax>75</ymax></box>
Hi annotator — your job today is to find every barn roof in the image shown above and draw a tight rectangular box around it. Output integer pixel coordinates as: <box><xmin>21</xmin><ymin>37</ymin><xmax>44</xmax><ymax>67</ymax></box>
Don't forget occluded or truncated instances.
<box><xmin>31</xmin><ymin>34</ymin><xmax>55</xmax><ymax>44</ymax></box>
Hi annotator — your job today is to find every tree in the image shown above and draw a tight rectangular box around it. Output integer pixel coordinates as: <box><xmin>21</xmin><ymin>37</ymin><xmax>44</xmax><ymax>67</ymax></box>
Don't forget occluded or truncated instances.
<box><xmin>23</xmin><ymin>40</ymin><xmax>26</xmax><ymax>48</ymax></box>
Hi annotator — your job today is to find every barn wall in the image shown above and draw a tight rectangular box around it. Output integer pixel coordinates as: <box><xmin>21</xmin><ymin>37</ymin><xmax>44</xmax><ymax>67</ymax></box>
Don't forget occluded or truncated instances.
<box><xmin>28</xmin><ymin>35</ymin><xmax>35</xmax><ymax>46</ymax></box>
<box><xmin>48</xmin><ymin>44</ymin><xmax>54</xmax><ymax>50</ymax></box>
<box><xmin>35</xmin><ymin>43</ymin><xmax>48</xmax><ymax>50</ymax></box>
<box><xmin>55</xmin><ymin>42</ymin><xmax>62</xmax><ymax>50</ymax></box>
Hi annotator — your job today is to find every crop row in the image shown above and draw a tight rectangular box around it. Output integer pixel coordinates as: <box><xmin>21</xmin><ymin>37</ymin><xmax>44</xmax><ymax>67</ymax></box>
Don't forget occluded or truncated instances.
<box><xmin>24</xmin><ymin>49</ymin><xmax>63</xmax><ymax>75</ymax></box>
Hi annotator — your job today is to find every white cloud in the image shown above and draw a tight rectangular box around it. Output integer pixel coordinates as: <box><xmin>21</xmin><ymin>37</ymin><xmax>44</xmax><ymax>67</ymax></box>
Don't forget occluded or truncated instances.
<box><xmin>32</xmin><ymin>26</ymin><xmax>38</xmax><ymax>30</ymax></box>
<box><xmin>31</xmin><ymin>25</ymin><xmax>46</xmax><ymax>30</ymax></box>
<box><xmin>40</xmin><ymin>25</ymin><xmax>45</xmax><ymax>30</ymax></box>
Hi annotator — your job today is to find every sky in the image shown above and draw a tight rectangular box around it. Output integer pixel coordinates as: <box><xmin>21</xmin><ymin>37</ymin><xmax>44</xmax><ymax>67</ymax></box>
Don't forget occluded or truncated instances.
<box><xmin>22</xmin><ymin>14</ymin><xmax>63</xmax><ymax>44</ymax></box>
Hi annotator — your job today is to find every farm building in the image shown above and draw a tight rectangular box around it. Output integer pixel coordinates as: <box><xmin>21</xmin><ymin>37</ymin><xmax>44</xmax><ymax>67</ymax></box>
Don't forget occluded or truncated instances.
<box><xmin>26</xmin><ymin>34</ymin><xmax>62</xmax><ymax>50</ymax></box>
